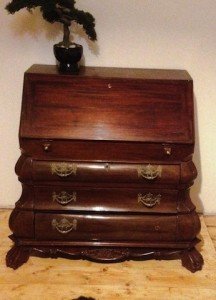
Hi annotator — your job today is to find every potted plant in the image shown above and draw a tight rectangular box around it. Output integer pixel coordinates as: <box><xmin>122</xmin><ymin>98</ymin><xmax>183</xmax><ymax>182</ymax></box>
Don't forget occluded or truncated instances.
<box><xmin>5</xmin><ymin>0</ymin><xmax>97</xmax><ymax>73</ymax></box>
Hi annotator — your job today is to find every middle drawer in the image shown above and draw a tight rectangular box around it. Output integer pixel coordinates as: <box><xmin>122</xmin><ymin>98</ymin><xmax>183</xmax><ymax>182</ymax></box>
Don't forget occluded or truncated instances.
<box><xmin>32</xmin><ymin>161</ymin><xmax>180</xmax><ymax>185</ymax></box>
<box><xmin>34</xmin><ymin>187</ymin><xmax>179</xmax><ymax>214</ymax></box>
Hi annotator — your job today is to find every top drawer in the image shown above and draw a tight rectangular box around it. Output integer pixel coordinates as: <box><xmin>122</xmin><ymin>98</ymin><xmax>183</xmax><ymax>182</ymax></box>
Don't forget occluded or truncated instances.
<box><xmin>31</xmin><ymin>161</ymin><xmax>179</xmax><ymax>185</ymax></box>
<box><xmin>20</xmin><ymin>139</ymin><xmax>194</xmax><ymax>162</ymax></box>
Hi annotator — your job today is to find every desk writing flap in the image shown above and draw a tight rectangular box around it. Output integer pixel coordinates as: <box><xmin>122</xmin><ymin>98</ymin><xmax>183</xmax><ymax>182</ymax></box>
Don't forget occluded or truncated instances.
<box><xmin>20</xmin><ymin>65</ymin><xmax>194</xmax><ymax>144</ymax></box>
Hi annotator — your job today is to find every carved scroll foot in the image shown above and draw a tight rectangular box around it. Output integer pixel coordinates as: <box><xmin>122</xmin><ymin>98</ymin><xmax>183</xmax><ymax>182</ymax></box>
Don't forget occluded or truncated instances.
<box><xmin>6</xmin><ymin>245</ymin><xmax>30</xmax><ymax>270</ymax></box>
<box><xmin>181</xmin><ymin>248</ymin><xmax>204</xmax><ymax>273</ymax></box>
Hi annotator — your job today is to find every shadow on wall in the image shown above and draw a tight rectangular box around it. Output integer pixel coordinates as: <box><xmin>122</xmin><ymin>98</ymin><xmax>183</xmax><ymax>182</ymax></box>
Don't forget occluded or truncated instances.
<box><xmin>191</xmin><ymin>95</ymin><xmax>203</xmax><ymax>213</ymax></box>
<box><xmin>8</xmin><ymin>8</ymin><xmax>61</xmax><ymax>40</ymax></box>
<box><xmin>8</xmin><ymin>7</ymin><xmax>99</xmax><ymax>55</ymax></box>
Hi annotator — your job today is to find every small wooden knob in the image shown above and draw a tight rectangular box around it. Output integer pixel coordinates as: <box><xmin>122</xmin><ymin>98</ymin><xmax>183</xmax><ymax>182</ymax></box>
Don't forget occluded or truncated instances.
<box><xmin>43</xmin><ymin>143</ymin><xmax>51</xmax><ymax>152</ymax></box>
<box><xmin>164</xmin><ymin>146</ymin><xmax>172</xmax><ymax>156</ymax></box>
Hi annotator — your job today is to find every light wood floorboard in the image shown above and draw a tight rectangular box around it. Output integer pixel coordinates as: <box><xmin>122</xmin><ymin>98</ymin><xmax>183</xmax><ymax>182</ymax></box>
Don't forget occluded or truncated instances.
<box><xmin>0</xmin><ymin>210</ymin><xmax>216</xmax><ymax>300</ymax></box>
<box><xmin>205</xmin><ymin>216</ymin><xmax>216</xmax><ymax>250</ymax></box>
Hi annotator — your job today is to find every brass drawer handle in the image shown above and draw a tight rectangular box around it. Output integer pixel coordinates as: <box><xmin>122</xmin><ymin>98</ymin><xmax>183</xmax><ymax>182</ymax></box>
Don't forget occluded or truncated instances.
<box><xmin>52</xmin><ymin>191</ymin><xmax>76</xmax><ymax>206</ymax></box>
<box><xmin>138</xmin><ymin>193</ymin><xmax>161</xmax><ymax>208</ymax></box>
<box><xmin>51</xmin><ymin>162</ymin><xmax>77</xmax><ymax>177</ymax></box>
<box><xmin>138</xmin><ymin>164</ymin><xmax>162</xmax><ymax>180</ymax></box>
<box><xmin>52</xmin><ymin>218</ymin><xmax>77</xmax><ymax>234</ymax></box>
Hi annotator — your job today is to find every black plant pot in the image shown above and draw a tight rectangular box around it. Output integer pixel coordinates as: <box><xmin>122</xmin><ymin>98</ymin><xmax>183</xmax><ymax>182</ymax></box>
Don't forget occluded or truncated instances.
<box><xmin>54</xmin><ymin>43</ymin><xmax>83</xmax><ymax>74</ymax></box>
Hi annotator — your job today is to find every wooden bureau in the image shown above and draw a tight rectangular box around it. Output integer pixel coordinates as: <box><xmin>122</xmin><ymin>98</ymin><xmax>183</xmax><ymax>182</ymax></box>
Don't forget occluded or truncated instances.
<box><xmin>6</xmin><ymin>65</ymin><xmax>204</xmax><ymax>272</ymax></box>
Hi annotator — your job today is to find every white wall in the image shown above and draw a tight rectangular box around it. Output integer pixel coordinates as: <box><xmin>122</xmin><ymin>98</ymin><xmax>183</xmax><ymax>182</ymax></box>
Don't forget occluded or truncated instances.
<box><xmin>0</xmin><ymin>0</ymin><xmax>216</xmax><ymax>214</ymax></box>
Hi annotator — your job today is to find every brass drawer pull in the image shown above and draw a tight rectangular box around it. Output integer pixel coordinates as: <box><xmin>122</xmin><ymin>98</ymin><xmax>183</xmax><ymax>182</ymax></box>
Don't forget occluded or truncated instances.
<box><xmin>52</xmin><ymin>191</ymin><xmax>76</xmax><ymax>206</ymax></box>
<box><xmin>138</xmin><ymin>164</ymin><xmax>162</xmax><ymax>180</ymax></box>
<box><xmin>52</xmin><ymin>218</ymin><xmax>77</xmax><ymax>234</ymax></box>
<box><xmin>138</xmin><ymin>193</ymin><xmax>161</xmax><ymax>208</ymax></box>
<box><xmin>51</xmin><ymin>162</ymin><xmax>77</xmax><ymax>177</ymax></box>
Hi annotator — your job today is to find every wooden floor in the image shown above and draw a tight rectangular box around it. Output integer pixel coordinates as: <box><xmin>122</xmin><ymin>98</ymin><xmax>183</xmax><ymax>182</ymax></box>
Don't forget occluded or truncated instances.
<box><xmin>0</xmin><ymin>210</ymin><xmax>216</xmax><ymax>300</ymax></box>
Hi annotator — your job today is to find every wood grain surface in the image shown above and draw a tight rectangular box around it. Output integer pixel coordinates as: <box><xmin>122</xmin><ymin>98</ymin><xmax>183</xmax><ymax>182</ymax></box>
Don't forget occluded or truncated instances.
<box><xmin>9</xmin><ymin>66</ymin><xmax>202</xmax><ymax>273</ymax></box>
<box><xmin>20</xmin><ymin>65</ymin><xmax>194</xmax><ymax>144</ymax></box>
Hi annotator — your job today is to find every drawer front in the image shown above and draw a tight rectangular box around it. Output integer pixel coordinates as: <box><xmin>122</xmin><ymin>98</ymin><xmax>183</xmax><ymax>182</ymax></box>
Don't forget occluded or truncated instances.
<box><xmin>34</xmin><ymin>187</ymin><xmax>178</xmax><ymax>213</ymax></box>
<box><xmin>35</xmin><ymin>213</ymin><xmax>177</xmax><ymax>242</ymax></box>
<box><xmin>32</xmin><ymin>161</ymin><xmax>180</xmax><ymax>185</ymax></box>
<box><xmin>21</xmin><ymin>139</ymin><xmax>194</xmax><ymax>162</ymax></box>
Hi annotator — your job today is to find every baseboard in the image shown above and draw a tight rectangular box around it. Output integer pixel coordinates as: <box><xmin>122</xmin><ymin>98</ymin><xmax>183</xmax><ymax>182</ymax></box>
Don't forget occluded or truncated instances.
<box><xmin>0</xmin><ymin>205</ymin><xmax>14</xmax><ymax>209</ymax></box>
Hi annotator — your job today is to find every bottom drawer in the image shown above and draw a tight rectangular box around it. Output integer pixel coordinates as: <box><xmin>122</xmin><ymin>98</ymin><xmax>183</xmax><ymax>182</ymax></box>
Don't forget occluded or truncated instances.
<box><xmin>35</xmin><ymin>213</ymin><xmax>199</xmax><ymax>242</ymax></box>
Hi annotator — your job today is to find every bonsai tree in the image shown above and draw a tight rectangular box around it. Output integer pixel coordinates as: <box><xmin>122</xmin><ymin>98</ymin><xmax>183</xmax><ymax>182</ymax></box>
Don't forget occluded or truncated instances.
<box><xmin>5</xmin><ymin>0</ymin><xmax>97</xmax><ymax>48</ymax></box>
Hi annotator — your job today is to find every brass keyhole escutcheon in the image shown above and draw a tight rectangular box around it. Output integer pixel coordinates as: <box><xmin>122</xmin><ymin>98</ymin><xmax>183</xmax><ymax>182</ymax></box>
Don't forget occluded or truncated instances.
<box><xmin>105</xmin><ymin>163</ymin><xmax>110</xmax><ymax>172</ymax></box>
<box><xmin>155</xmin><ymin>225</ymin><xmax>160</xmax><ymax>231</ymax></box>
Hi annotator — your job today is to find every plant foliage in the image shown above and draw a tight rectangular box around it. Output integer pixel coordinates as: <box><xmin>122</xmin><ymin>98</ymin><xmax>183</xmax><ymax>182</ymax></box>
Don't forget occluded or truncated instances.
<box><xmin>5</xmin><ymin>0</ymin><xmax>97</xmax><ymax>41</ymax></box>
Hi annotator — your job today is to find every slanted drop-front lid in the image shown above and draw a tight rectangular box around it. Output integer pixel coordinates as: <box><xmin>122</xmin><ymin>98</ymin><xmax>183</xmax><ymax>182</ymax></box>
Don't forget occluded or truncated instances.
<box><xmin>20</xmin><ymin>65</ymin><xmax>194</xmax><ymax>144</ymax></box>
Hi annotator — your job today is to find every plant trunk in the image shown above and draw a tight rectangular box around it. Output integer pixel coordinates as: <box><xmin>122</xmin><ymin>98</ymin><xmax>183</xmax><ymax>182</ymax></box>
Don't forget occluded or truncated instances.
<box><xmin>63</xmin><ymin>24</ymin><xmax>70</xmax><ymax>47</ymax></box>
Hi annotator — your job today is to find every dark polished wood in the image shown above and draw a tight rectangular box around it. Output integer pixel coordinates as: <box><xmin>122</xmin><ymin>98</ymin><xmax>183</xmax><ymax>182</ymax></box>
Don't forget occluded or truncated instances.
<box><xmin>6</xmin><ymin>244</ymin><xmax>203</xmax><ymax>273</ymax></box>
<box><xmin>25</xmin><ymin>64</ymin><xmax>193</xmax><ymax>80</ymax></box>
<box><xmin>20</xmin><ymin>66</ymin><xmax>194</xmax><ymax>144</ymax></box>
<box><xmin>9</xmin><ymin>233</ymin><xmax>200</xmax><ymax>249</ymax></box>
<box><xmin>181</xmin><ymin>248</ymin><xmax>204</xmax><ymax>273</ymax></box>
<box><xmin>33</xmin><ymin>186</ymin><xmax>195</xmax><ymax>214</ymax></box>
<box><xmin>16</xmin><ymin>154</ymin><xmax>197</xmax><ymax>189</ymax></box>
<box><xmin>20</xmin><ymin>139</ymin><xmax>194</xmax><ymax>162</ymax></box>
<box><xmin>34</xmin><ymin>212</ymin><xmax>200</xmax><ymax>242</ymax></box>
<box><xmin>6</xmin><ymin>245</ymin><xmax>30</xmax><ymax>270</ymax></box>
<box><xmin>32</xmin><ymin>161</ymin><xmax>180</xmax><ymax>184</ymax></box>
<box><xmin>7</xmin><ymin>65</ymin><xmax>203</xmax><ymax>272</ymax></box>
